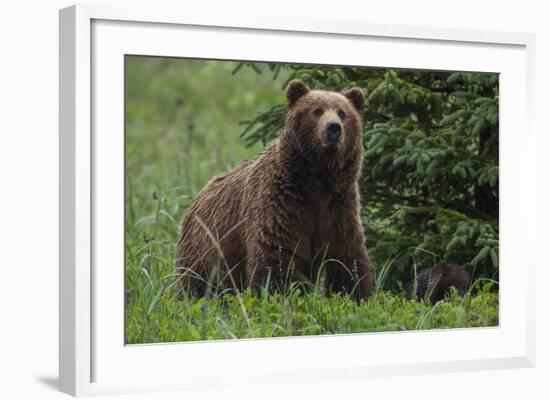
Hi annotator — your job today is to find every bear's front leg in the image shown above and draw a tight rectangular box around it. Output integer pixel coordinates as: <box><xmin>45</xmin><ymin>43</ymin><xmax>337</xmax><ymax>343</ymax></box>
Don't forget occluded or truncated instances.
<box><xmin>348</xmin><ymin>255</ymin><xmax>374</xmax><ymax>299</ymax></box>
<box><xmin>325</xmin><ymin>210</ymin><xmax>374</xmax><ymax>300</ymax></box>
<box><xmin>325</xmin><ymin>254</ymin><xmax>373</xmax><ymax>300</ymax></box>
<box><xmin>244</xmin><ymin>210</ymin><xmax>311</xmax><ymax>294</ymax></box>
<box><xmin>246</xmin><ymin>241</ymin><xmax>307</xmax><ymax>294</ymax></box>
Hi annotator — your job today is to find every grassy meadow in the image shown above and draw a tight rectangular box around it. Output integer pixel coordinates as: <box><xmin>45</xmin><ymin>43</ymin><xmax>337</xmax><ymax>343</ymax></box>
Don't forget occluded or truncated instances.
<box><xmin>125</xmin><ymin>56</ymin><xmax>498</xmax><ymax>344</ymax></box>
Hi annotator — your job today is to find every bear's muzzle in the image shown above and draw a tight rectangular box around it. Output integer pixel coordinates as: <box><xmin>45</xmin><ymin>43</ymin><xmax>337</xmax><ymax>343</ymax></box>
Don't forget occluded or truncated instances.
<box><xmin>324</xmin><ymin>121</ymin><xmax>342</xmax><ymax>146</ymax></box>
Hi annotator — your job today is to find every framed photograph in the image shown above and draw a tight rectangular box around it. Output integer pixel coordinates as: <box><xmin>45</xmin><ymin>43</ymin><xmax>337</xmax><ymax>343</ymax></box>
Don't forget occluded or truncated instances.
<box><xmin>59</xmin><ymin>4</ymin><xmax>536</xmax><ymax>396</ymax></box>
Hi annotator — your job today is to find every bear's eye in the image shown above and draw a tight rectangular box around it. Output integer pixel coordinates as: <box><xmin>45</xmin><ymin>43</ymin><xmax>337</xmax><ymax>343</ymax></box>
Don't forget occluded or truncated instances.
<box><xmin>338</xmin><ymin>110</ymin><xmax>346</xmax><ymax>120</ymax></box>
<box><xmin>313</xmin><ymin>108</ymin><xmax>324</xmax><ymax>117</ymax></box>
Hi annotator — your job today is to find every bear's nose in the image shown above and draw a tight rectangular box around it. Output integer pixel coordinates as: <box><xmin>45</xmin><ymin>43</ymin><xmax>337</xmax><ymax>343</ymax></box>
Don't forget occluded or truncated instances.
<box><xmin>325</xmin><ymin>122</ymin><xmax>342</xmax><ymax>144</ymax></box>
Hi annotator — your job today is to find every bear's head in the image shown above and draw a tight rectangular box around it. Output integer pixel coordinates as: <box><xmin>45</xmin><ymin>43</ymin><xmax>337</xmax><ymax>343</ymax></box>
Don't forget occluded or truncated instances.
<box><xmin>280</xmin><ymin>80</ymin><xmax>364</xmax><ymax>171</ymax></box>
<box><xmin>436</xmin><ymin>261</ymin><xmax>470</xmax><ymax>297</ymax></box>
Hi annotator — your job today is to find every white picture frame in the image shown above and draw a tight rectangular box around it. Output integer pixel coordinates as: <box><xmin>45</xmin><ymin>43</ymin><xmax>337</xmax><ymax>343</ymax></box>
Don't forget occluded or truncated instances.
<box><xmin>59</xmin><ymin>4</ymin><xmax>536</xmax><ymax>397</ymax></box>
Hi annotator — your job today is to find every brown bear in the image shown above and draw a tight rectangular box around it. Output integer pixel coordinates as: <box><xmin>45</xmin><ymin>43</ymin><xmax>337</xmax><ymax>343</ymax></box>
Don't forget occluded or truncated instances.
<box><xmin>175</xmin><ymin>80</ymin><xmax>373</xmax><ymax>299</ymax></box>
<box><xmin>406</xmin><ymin>261</ymin><xmax>470</xmax><ymax>303</ymax></box>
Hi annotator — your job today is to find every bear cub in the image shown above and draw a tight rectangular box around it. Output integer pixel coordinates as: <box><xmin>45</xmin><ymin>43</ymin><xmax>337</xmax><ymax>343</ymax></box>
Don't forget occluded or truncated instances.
<box><xmin>175</xmin><ymin>80</ymin><xmax>374</xmax><ymax>299</ymax></box>
<box><xmin>406</xmin><ymin>261</ymin><xmax>470</xmax><ymax>303</ymax></box>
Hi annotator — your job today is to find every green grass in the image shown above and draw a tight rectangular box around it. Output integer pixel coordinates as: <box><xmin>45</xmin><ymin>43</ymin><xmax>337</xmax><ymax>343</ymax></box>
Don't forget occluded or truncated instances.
<box><xmin>124</xmin><ymin>56</ymin><xmax>499</xmax><ymax>344</ymax></box>
<box><xmin>127</xmin><ymin>287</ymin><xmax>498</xmax><ymax>344</ymax></box>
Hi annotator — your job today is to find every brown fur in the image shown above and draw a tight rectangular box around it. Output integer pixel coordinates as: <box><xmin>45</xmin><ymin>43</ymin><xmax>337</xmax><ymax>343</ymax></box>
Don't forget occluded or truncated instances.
<box><xmin>175</xmin><ymin>80</ymin><xmax>373</xmax><ymax>299</ymax></box>
<box><xmin>406</xmin><ymin>261</ymin><xmax>470</xmax><ymax>303</ymax></box>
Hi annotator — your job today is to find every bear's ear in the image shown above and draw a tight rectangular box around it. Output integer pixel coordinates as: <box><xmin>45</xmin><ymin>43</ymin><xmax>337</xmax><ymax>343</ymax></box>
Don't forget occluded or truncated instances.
<box><xmin>286</xmin><ymin>80</ymin><xmax>309</xmax><ymax>107</ymax></box>
<box><xmin>344</xmin><ymin>87</ymin><xmax>365</xmax><ymax>111</ymax></box>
